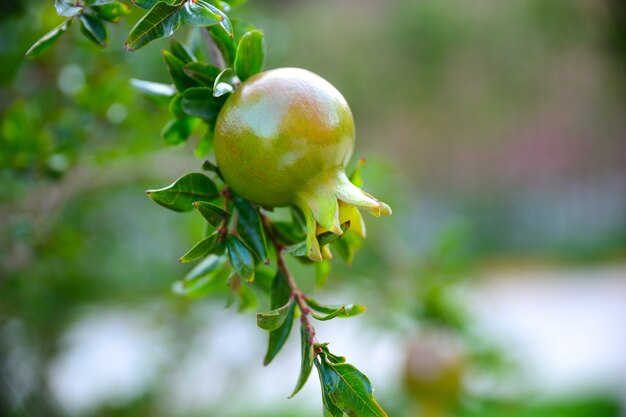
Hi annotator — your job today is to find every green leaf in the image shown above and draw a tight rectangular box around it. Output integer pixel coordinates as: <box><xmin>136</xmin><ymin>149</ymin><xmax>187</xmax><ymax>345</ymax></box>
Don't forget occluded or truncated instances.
<box><xmin>208</xmin><ymin>24</ymin><xmax>236</xmax><ymax>66</ymax></box>
<box><xmin>161</xmin><ymin>117</ymin><xmax>195</xmax><ymax>146</ymax></box>
<box><xmin>26</xmin><ymin>19</ymin><xmax>72</xmax><ymax>58</ymax></box>
<box><xmin>125</xmin><ymin>1</ymin><xmax>181</xmax><ymax>51</ymax></box>
<box><xmin>226</xmin><ymin>236</ymin><xmax>255</xmax><ymax>281</ymax></box>
<box><xmin>333</xmin><ymin>231</ymin><xmax>362</xmax><ymax>265</ymax></box>
<box><xmin>272</xmin><ymin>221</ymin><xmax>306</xmax><ymax>246</ymax></box>
<box><xmin>55</xmin><ymin>0</ymin><xmax>82</xmax><ymax>17</ymax></box>
<box><xmin>95</xmin><ymin>2</ymin><xmax>131</xmax><ymax>23</ymax></box>
<box><xmin>290</xmin><ymin>325</ymin><xmax>314</xmax><ymax>398</ymax></box>
<box><xmin>79</xmin><ymin>14</ymin><xmax>108</xmax><ymax>47</ymax></box>
<box><xmin>264</xmin><ymin>270</ymin><xmax>295</xmax><ymax>365</ymax></box>
<box><xmin>173</xmin><ymin>255</ymin><xmax>230</xmax><ymax>298</ymax></box>
<box><xmin>146</xmin><ymin>173</ymin><xmax>219</xmax><ymax>212</ymax></box>
<box><xmin>130</xmin><ymin>78</ymin><xmax>175</xmax><ymax>97</ymax></box>
<box><xmin>256</xmin><ymin>299</ymin><xmax>294</xmax><ymax>331</ymax></box>
<box><xmin>318</xmin><ymin>345</ymin><xmax>347</xmax><ymax>364</ymax></box>
<box><xmin>181</xmin><ymin>0</ymin><xmax>227</xmax><ymax>28</ymax></box>
<box><xmin>169</xmin><ymin>94</ymin><xmax>185</xmax><ymax>119</ymax></box>
<box><xmin>310</xmin><ymin>305</ymin><xmax>366</xmax><ymax>321</ymax></box>
<box><xmin>234</xmin><ymin>30</ymin><xmax>265</xmax><ymax>81</ymax></box>
<box><xmin>315</xmin><ymin>260</ymin><xmax>331</xmax><ymax>288</ymax></box>
<box><xmin>195</xmin><ymin>122</ymin><xmax>214</xmax><ymax>158</ymax></box>
<box><xmin>181</xmin><ymin>87</ymin><xmax>222</xmax><ymax>120</ymax></box>
<box><xmin>184</xmin><ymin>254</ymin><xmax>225</xmax><ymax>282</ymax></box>
<box><xmin>133</xmin><ymin>0</ymin><xmax>160</xmax><ymax>10</ymax></box>
<box><xmin>179</xmin><ymin>233</ymin><xmax>225</xmax><ymax>263</ymax></box>
<box><xmin>306</xmin><ymin>298</ymin><xmax>366</xmax><ymax>320</ymax></box>
<box><xmin>184</xmin><ymin>62</ymin><xmax>222</xmax><ymax>86</ymax></box>
<box><xmin>193</xmin><ymin>201</ymin><xmax>231</xmax><ymax>228</ymax></box>
<box><xmin>85</xmin><ymin>0</ymin><xmax>116</xmax><ymax>5</ymax></box>
<box><xmin>316</xmin><ymin>354</ymin><xmax>388</xmax><ymax>417</ymax></box>
<box><xmin>170</xmin><ymin>38</ymin><xmax>196</xmax><ymax>63</ymax></box>
<box><xmin>162</xmin><ymin>50</ymin><xmax>199</xmax><ymax>92</ymax></box>
<box><xmin>234</xmin><ymin>195</ymin><xmax>268</xmax><ymax>262</ymax></box>
<box><xmin>213</xmin><ymin>68</ymin><xmax>235</xmax><ymax>97</ymax></box>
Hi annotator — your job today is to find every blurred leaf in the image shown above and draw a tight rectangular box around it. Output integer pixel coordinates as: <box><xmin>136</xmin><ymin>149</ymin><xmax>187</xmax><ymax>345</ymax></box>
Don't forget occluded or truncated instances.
<box><xmin>85</xmin><ymin>0</ymin><xmax>117</xmax><ymax>5</ymax></box>
<box><xmin>232</xmin><ymin>18</ymin><xmax>256</xmax><ymax>39</ymax></box>
<box><xmin>184</xmin><ymin>254</ymin><xmax>225</xmax><ymax>282</ymax></box>
<box><xmin>79</xmin><ymin>14</ymin><xmax>108</xmax><ymax>47</ymax></box>
<box><xmin>234</xmin><ymin>195</ymin><xmax>268</xmax><ymax>262</ymax></box>
<box><xmin>234</xmin><ymin>30</ymin><xmax>265</xmax><ymax>81</ymax></box>
<box><xmin>315</xmin><ymin>260</ymin><xmax>331</xmax><ymax>288</ymax></box>
<box><xmin>317</xmin><ymin>345</ymin><xmax>346</xmax><ymax>364</ymax></box>
<box><xmin>179</xmin><ymin>233</ymin><xmax>225</xmax><ymax>263</ymax></box>
<box><xmin>169</xmin><ymin>94</ymin><xmax>185</xmax><ymax>118</ymax></box>
<box><xmin>195</xmin><ymin>122</ymin><xmax>214</xmax><ymax>158</ymax></box>
<box><xmin>95</xmin><ymin>2</ymin><xmax>130</xmax><ymax>23</ymax></box>
<box><xmin>26</xmin><ymin>19</ymin><xmax>72</xmax><ymax>58</ymax></box>
<box><xmin>193</xmin><ymin>201</ymin><xmax>231</xmax><ymax>228</ymax></box>
<box><xmin>162</xmin><ymin>50</ymin><xmax>199</xmax><ymax>92</ymax></box>
<box><xmin>181</xmin><ymin>0</ymin><xmax>228</xmax><ymax>30</ymax></box>
<box><xmin>161</xmin><ymin>117</ymin><xmax>195</xmax><ymax>146</ymax></box>
<box><xmin>130</xmin><ymin>78</ymin><xmax>175</xmax><ymax>97</ymax></box>
<box><xmin>256</xmin><ymin>299</ymin><xmax>294</xmax><ymax>331</ymax></box>
<box><xmin>170</xmin><ymin>38</ymin><xmax>196</xmax><ymax>63</ymax></box>
<box><xmin>55</xmin><ymin>0</ymin><xmax>82</xmax><ymax>17</ymax></box>
<box><xmin>146</xmin><ymin>172</ymin><xmax>219</xmax><ymax>212</ymax></box>
<box><xmin>184</xmin><ymin>62</ymin><xmax>222</xmax><ymax>86</ymax></box>
<box><xmin>208</xmin><ymin>24</ymin><xmax>236</xmax><ymax>66</ymax></box>
<box><xmin>182</xmin><ymin>87</ymin><xmax>222</xmax><ymax>120</ymax></box>
<box><xmin>264</xmin><ymin>270</ymin><xmax>295</xmax><ymax>365</ymax></box>
<box><xmin>174</xmin><ymin>256</ymin><xmax>230</xmax><ymax>298</ymax></box>
<box><xmin>236</xmin><ymin>279</ymin><xmax>257</xmax><ymax>311</ymax></box>
<box><xmin>226</xmin><ymin>235</ymin><xmax>255</xmax><ymax>281</ymax></box>
<box><xmin>349</xmin><ymin>157</ymin><xmax>365</xmax><ymax>188</ymax></box>
<box><xmin>333</xmin><ymin>231</ymin><xmax>362</xmax><ymax>265</ymax></box>
<box><xmin>125</xmin><ymin>2</ymin><xmax>182</xmax><ymax>51</ymax></box>
<box><xmin>316</xmin><ymin>354</ymin><xmax>387</xmax><ymax>417</ymax></box>
<box><xmin>290</xmin><ymin>325</ymin><xmax>314</xmax><ymax>398</ymax></box>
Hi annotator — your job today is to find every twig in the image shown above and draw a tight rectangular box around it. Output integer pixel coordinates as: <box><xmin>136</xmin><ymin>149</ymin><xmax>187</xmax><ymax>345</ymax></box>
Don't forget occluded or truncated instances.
<box><xmin>261</xmin><ymin>213</ymin><xmax>319</xmax><ymax>347</ymax></box>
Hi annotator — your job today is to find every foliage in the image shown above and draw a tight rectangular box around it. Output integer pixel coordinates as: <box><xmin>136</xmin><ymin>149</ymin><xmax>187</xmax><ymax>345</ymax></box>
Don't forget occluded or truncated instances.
<box><xmin>25</xmin><ymin>1</ymin><xmax>391</xmax><ymax>415</ymax></box>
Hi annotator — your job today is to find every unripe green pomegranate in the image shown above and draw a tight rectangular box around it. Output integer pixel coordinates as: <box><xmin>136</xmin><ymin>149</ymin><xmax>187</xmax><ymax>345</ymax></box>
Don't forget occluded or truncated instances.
<box><xmin>215</xmin><ymin>68</ymin><xmax>391</xmax><ymax>261</ymax></box>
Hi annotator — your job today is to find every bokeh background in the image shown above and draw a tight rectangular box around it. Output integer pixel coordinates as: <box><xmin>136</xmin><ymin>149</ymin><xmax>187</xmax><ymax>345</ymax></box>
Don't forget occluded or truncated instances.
<box><xmin>1</xmin><ymin>0</ymin><xmax>626</xmax><ymax>416</ymax></box>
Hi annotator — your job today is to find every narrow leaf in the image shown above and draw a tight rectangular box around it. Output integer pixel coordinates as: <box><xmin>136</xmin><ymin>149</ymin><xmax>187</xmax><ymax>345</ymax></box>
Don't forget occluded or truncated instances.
<box><xmin>264</xmin><ymin>270</ymin><xmax>295</xmax><ymax>365</ymax></box>
<box><xmin>306</xmin><ymin>298</ymin><xmax>366</xmax><ymax>318</ymax></box>
<box><xmin>315</xmin><ymin>260</ymin><xmax>331</xmax><ymax>288</ymax></box>
<box><xmin>234</xmin><ymin>30</ymin><xmax>265</xmax><ymax>81</ymax></box>
<box><xmin>234</xmin><ymin>195</ymin><xmax>268</xmax><ymax>262</ymax></box>
<box><xmin>208</xmin><ymin>24</ymin><xmax>236</xmax><ymax>66</ymax></box>
<box><xmin>146</xmin><ymin>172</ymin><xmax>219</xmax><ymax>212</ymax></box>
<box><xmin>26</xmin><ymin>19</ymin><xmax>72</xmax><ymax>58</ymax></box>
<box><xmin>125</xmin><ymin>1</ymin><xmax>181</xmax><ymax>51</ymax></box>
<box><xmin>179</xmin><ymin>233</ymin><xmax>225</xmax><ymax>263</ymax></box>
<box><xmin>79</xmin><ymin>14</ymin><xmax>108</xmax><ymax>47</ymax></box>
<box><xmin>170</xmin><ymin>38</ymin><xmax>196</xmax><ymax>63</ymax></box>
<box><xmin>290</xmin><ymin>325</ymin><xmax>314</xmax><ymax>398</ymax></box>
<box><xmin>193</xmin><ymin>201</ymin><xmax>231</xmax><ymax>228</ymax></box>
<box><xmin>162</xmin><ymin>50</ymin><xmax>199</xmax><ymax>92</ymax></box>
<box><xmin>310</xmin><ymin>304</ymin><xmax>366</xmax><ymax>321</ymax></box>
<box><xmin>316</xmin><ymin>354</ymin><xmax>388</xmax><ymax>417</ymax></box>
<box><xmin>256</xmin><ymin>300</ymin><xmax>294</xmax><ymax>331</ymax></box>
<box><xmin>226</xmin><ymin>235</ymin><xmax>256</xmax><ymax>281</ymax></box>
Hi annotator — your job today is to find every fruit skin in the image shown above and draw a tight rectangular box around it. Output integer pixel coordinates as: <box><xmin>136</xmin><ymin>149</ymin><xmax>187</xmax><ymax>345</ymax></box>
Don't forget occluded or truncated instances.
<box><xmin>215</xmin><ymin>67</ymin><xmax>390</xmax><ymax>261</ymax></box>
<box><xmin>215</xmin><ymin>67</ymin><xmax>354</xmax><ymax>207</ymax></box>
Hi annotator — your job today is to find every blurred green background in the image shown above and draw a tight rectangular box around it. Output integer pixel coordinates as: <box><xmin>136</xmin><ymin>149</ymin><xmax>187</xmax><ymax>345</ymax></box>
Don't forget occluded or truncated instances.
<box><xmin>1</xmin><ymin>0</ymin><xmax>626</xmax><ymax>416</ymax></box>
